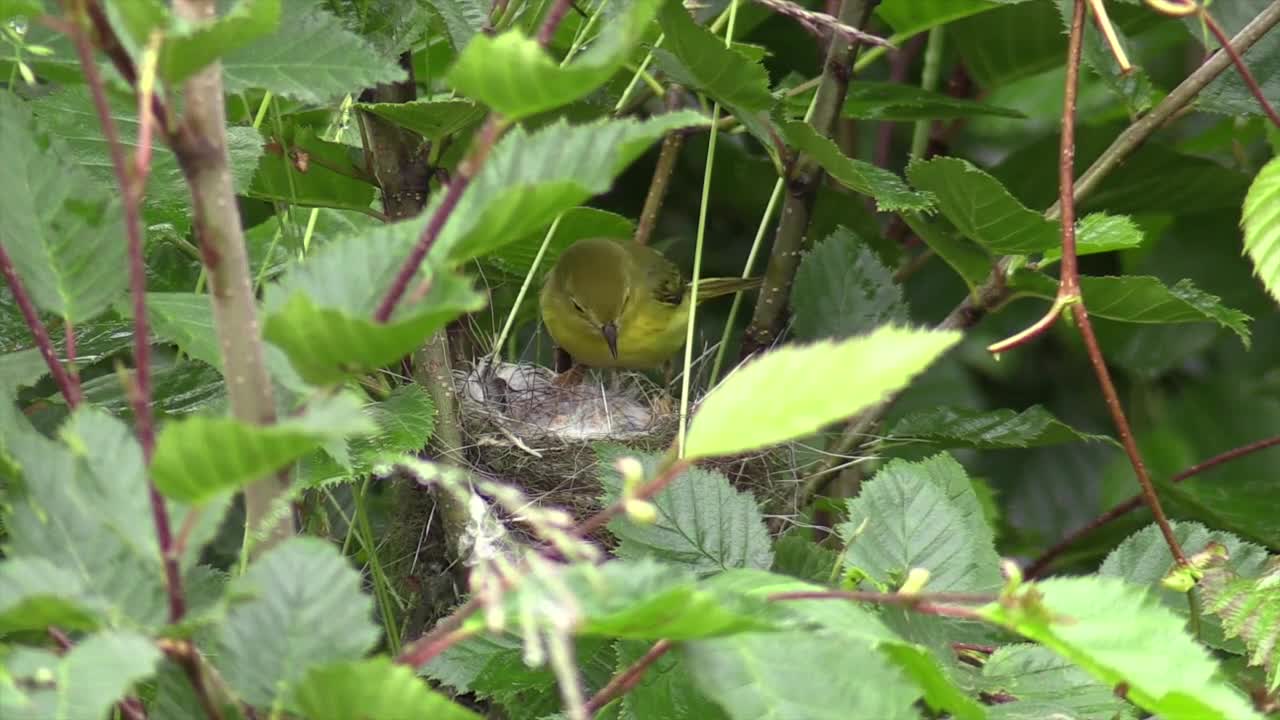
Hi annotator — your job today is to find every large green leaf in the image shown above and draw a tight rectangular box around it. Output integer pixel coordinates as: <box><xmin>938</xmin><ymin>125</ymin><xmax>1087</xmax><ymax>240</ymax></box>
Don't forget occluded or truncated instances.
<box><xmin>215</xmin><ymin>537</ymin><xmax>380</xmax><ymax>708</ymax></box>
<box><xmin>151</xmin><ymin>392</ymin><xmax>375</xmax><ymax>502</ymax></box>
<box><xmin>595</xmin><ymin>445</ymin><xmax>774</xmax><ymax>573</ymax></box>
<box><xmin>140</xmin><ymin>293</ymin><xmax>221</xmax><ymax>369</ymax></box>
<box><xmin>907</xmin><ymin>156</ymin><xmax>1058</xmax><ymax>255</ymax></box>
<box><xmin>108</xmin><ymin>0</ymin><xmax>283</xmax><ymax>85</ymax></box>
<box><xmin>684</xmin><ymin>325</ymin><xmax>960</xmax><ymax>459</ymax></box>
<box><xmin>247</xmin><ymin>124</ymin><xmax>378</xmax><ymax>213</ymax></box>
<box><xmin>614</xmin><ymin>640</ymin><xmax>728</xmax><ymax>720</ymax></box>
<box><xmin>357</xmin><ymin>97</ymin><xmax>485</xmax><ymax>141</ymax></box>
<box><xmin>1</xmin><ymin>631</ymin><xmax>161</xmax><ymax>720</ymax></box>
<box><xmin>300</xmin><ymin>383</ymin><xmax>436</xmax><ymax>485</ymax></box>
<box><xmin>876</xmin><ymin>0</ymin><xmax>1016</xmax><ymax>37</ymax></box>
<box><xmin>222</xmin><ymin>0</ymin><xmax>405</xmax><ymax>102</ymax></box>
<box><xmin>887</xmin><ymin>405</ymin><xmax>1115</xmax><ymax>450</ymax></box>
<box><xmin>786</xmin><ymin>122</ymin><xmax>934</xmax><ymax>212</ymax></box>
<box><xmin>1242</xmin><ymin>155</ymin><xmax>1280</xmax><ymax>305</ymax></box>
<box><xmin>292</xmin><ymin>657</ymin><xmax>480</xmax><ymax>720</ymax></box>
<box><xmin>0</xmin><ymin>93</ymin><xmax>127</xmax><ymax>323</ymax></box>
<box><xmin>981</xmin><ymin>577</ymin><xmax>1262</xmax><ymax>720</ymax></box>
<box><xmin>1199</xmin><ymin>557</ymin><xmax>1280</xmax><ymax>692</ymax></box>
<box><xmin>262</xmin><ymin>222</ymin><xmax>487</xmax><ymax>385</ymax></box>
<box><xmin>1040</xmin><ymin>212</ymin><xmax>1146</xmax><ymax>265</ymax></box>
<box><xmin>1184</xmin><ymin>0</ymin><xmax>1280</xmax><ymax>118</ymax></box>
<box><xmin>655</xmin><ymin>0</ymin><xmax>772</xmax><ymax>112</ymax></box>
<box><xmin>0</xmin><ymin>558</ymin><xmax>100</xmax><ymax>634</ymax></box>
<box><xmin>838</xmin><ymin>453</ymin><xmax>1003</xmax><ymax>593</ymax></box>
<box><xmin>980</xmin><ymin>644</ymin><xmax>1130</xmax><ymax>720</ymax></box>
<box><xmin>841</xmin><ymin>81</ymin><xmax>1025</xmax><ymax>120</ymax></box>
<box><xmin>1009</xmin><ymin>272</ymin><xmax>1252</xmax><ymax>345</ymax></box>
<box><xmin>425</xmin><ymin>0</ymin><xmax>487</xmax><ymax>51</ymax></box>
<box><xmin>447</xmin><ymin>0</ymin><xmax>663</xmax><ymax>119</ymax></box>
<box><xmin>791</xmin><ymin>227</ymin><xmax>908</xmax><ymax>341</ymax></box>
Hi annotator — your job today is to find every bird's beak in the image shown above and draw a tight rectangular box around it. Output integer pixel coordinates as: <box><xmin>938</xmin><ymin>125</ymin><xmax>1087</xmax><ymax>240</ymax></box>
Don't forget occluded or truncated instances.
<box><xmin>600</xmin><ymin>322</ymin><xmax>619</xmax><ymax>360</ymax></box>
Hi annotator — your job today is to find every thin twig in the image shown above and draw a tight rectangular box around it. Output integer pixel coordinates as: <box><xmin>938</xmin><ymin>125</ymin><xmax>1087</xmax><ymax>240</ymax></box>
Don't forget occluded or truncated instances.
<box><xmin>750</xmin><ymin>0</ymin><xmax>892</xmax><ymax>48</ymax></box>
<box><xmin>396</xmin><ymin>597</ymin><xmax>482</xmax><ymax>667</ymax></box>
<box><xmin>584</xmin><ymin>640</ymin><xmax>673</xmax><ymax>714</ymax></box>
<box><xmin>1200</xmin><ymin>10</ymin><xmax>1280</xmax><ymax>129</ymax></box>
<box><xmin>1026</xmin><ymin>434</ymin><xmax>1280</xmax><ymax>577</ymax></box>
<box><xmin>634</xmin><ymin>88</ymin><xmax>686</xmax><ymax>247</ymax></box>
<box><xmin>0</xmin><ymin>243</ymin><xmax>82</xmax><ymax>407</ymax></box>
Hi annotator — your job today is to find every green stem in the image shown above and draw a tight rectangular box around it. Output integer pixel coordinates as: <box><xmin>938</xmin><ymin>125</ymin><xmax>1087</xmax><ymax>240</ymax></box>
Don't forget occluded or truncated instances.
<box><xmin>910</xmin><ymin>27</ymin><xmax>944</xmax><ymax>159</ymax></box>
<box><xmin>355</xmin><ymin>476</ymin><xmax>403</xmax><ymax>653</ymax></box>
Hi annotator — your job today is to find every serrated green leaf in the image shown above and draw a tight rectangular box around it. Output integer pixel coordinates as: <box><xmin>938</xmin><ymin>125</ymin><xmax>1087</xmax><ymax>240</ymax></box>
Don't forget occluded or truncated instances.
<box><xmin>684</xmin><ymin>325</ymin><xmax>960</xmax><ymax>459</ymax></box>
<box><xmin>1040</xmin><ymin>212</ymin><xmax>1146</xmax><ymax>265</ymax></box>
<box><xmin>908</xmin><ymin>156</ymin><xmax>1058</xmax><ymax>255</ymax></box>
<box><xmin>0</xmin><ymin>558</ymin><xmax>100</xmax><ymax>634</ymax></box>
<box><xmin>1009</xmin><ymin>271</ymin><xmax>1253</xmax><ymax>345</ymax></box>
<box><xmin>248</xmin><ymin>124</ymin><xmax>377</xmax><ymax>213</ymax></box>
<box><xmin>215</xmin><ymin>537</ymin><xmax>380</xmax><ymax>708</ymax></box>
<box><xmin>876</xmin><ymin>0</ymin><xmax>1016</xmax><ymax>37</ymax></box>
<box><xmin>655</xmin><ymin>1</ymin><xmax>773</xmax><ymax>112</ymax></box>
<box><xmin>771</xmin><ymin>531</ymin><xmax>840</xmax><ymax>583</ymax></box>
<box><xmin>152</xmin><ymin>392</ymin><xmax>375</xmax><ymax>502</ymax></box>
<box><xmin>786</xmin><ymin>122</ymin><xmax>934</xmax><ymax>212</ymax></box>
<box><xmin>301</xmin><ymin>384</ymin><xmax>435</xmax><ymax>485</ymax></box>
<box><xmin>595</xmin><ymin>445</ymin><xmax>773</xmax><ymax>573</ymax></box>
<box><xmin>615</xmin><ymin>639</ymin><xmax>728</xmax><ymax>720</ymax></box>
<box><xmin>427</xmin><ymin>112</ymin><xmax>709</xmax><ymax>265</ymax></box>
<box><xmin>683</xmin><ymin>631</ymin><xmax>922</xmax><ymax>720</ymax></box>
<box><xmin>839</xmin><ymin>453</ymin><xmax>1003</xmax><ymax>593</ymax></box>
<box><xmin>109</xmin><ymin>0</ymin><xmax>283</xmax><ymax>85</ymax></box>
<box><xmin>841</xmin><ymin>81</ymin><xmax>1025</xmax><ymax>121</ymax></box>
<box><xmin>1242</xmin><ymin>155</ymin><xmax>1280</xmax><ymax>305</ymax></box>
<box><xmin>357</xmin><ymin>97</ymin><xmax>484</xmax><ymax>141</ymax></box>
<box><xmin>791</xmin><ymin>227</ymin><xmax>908</xmax><ymax>341</ymax></box>
<box><xmin>2</xmin><ymin>631</ymin><xmax>161</xmax><ymax>720</ymax></box>
<box><xmin>261</xmin><ymin>221</ymin><xmax>487</xmax><ymax>384</ymax></box>
<box><xmin>1200</xmin><ymin>558</ymin><xmax>1280</xmax><ymax>692</ymax></box>
<box><xmin>1183</xmin><ymin>1</ymin><xmax>1280</xmax><ymax>118</ymax></box>
<box><xmin>981</xmin><ymin>577</ymin><xmax>1263</xmax><ymax>720</ymax></box>
<box><xmin>425</xmin><ymin>0</ymin><xmax>487</xmax><ymax>51</ymax></box>
<box><xmin>980</xmin><ymin>644</ymin><xmax>1130</xmax><ymax>720</ymax></box>
<box><xmin>902</xmin><ymin>211</ymin><xmax>993</xmax><ymax>288</ymax></box>
<box><xmin>0</xmin><ymin>93</ymin><xmax>127</xmax><ymax>323</ymax></box>
<box><xmin>879</xmin><ymin>643</ymin><xmax>987</xmax><ymax>720</ymax></box>
<box><xmin>888</xmin><ymin>405</ymin><xmax>1115</xmax><ymax>449</ymax></box>
<box><xmin>116</xmin><ymin>292</ymin><xmax>221</xmax><ymax>370</ymax></box>
<box><xmin>222</xmin><ymin>0</ymin><xmax>405</xmax><ymax>102</ymax></box>
<box><xmin>447</xmin><ymin>0</ymin><xmax>663</xmax><ymax>119</ymax></box>
<box><xmin>292</xmin><ymin>657</ymin><xmax>480</xmax><ymax>720</ymax></box>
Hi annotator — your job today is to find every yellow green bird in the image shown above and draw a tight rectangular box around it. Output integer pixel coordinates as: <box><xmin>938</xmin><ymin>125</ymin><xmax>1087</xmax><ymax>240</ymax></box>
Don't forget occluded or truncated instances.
<box><xmin>539</xmin><ymin>237</ymin><xmax>762</xmax><ymax>369</ymax></box>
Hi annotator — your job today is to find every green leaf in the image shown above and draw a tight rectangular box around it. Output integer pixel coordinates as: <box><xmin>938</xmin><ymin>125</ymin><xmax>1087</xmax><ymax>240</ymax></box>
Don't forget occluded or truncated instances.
<box><xmin>110</xmin><ymin>0</ymin><xmax>283</xmax><ymax>85</ymax></box>
<box><xmin>1</xmin><ymin>631</ymin><xmax>161</xmax><ymax>720</ymax></box>
<box><xmin>292</xmin><ymin>657</ymin><xmax>481</xmax><ymax>720</ymax></box>
<box><xmin>476</xmin><ymin>559</ymin><xmax>779</xmax><ymax>641</ymax></box>
<box><xmin>215</xmin><ymin>537</ymin><xmax>380</xmax><ymax>708</ymax></box>
<box><xmin>837</xmin><ymin>81</ymin><xmax>1025</xmax><ymax>121</ymax></box>
<box><xmin>428</xmin><ymin>112</ymin><xmax>709</xmax><ymax>265</ymax></box>
<box><xmin>425</xmin><ymin>0</ymin><xmax>487</xmax><ymax>51</ymax></box>
<box><xmin>0</xmin><ymin>0</ymin><xmax>43</xmax><ymax>22</ymax></box>
<box><xmin>29</xmin><ymin>89</ymin><xmax>263</xmax><ymax>232</ymax></box>
<box><xmin>684</xmin><ymin>325</ymin><xmax>960</xmax><ymax>459</ymax></box>
<box><xmin>262</xmin><ymin>221</ymin><xmax>487</xmax><ymax>385</ymax></box>
<box><xmin>980</xmin><ymin>644</ymin><xmax>1130</xmax><ymax>720</ymax></box>
<box><xmin>357</xmin><ymin>97</ymin><xmax>485</xmax><ymax>141</ymax></box>
<box><xmin>1241</xmin><ymin>155</ymin><xmax>1280</xmax><ymax>305</ymax></box>
<box><xmin>0</xmin><ymin>93</ymin><xmax>127</xmax><ymax>323</ymax></box>
<box><xmin>301</xmin><ymin>384</ymin><xmax>436</xmax><ymax>485</ymax></box>
<box><xmin>615</xmin><ymin>640</ymin><xmax>728</xmax><ymax>720</ymax></box>
<box><xmin>876</xmin><ymin>0</ymin><xmax>1014</xmax><ymax>37</ymax></box>
<box><xmin>1008</xmin><ymin>272</ymin><xmax>1253</xmax><ymax>346</ymax></box>
<box><xmin>488</xmin><ymin>207</ymin><xmax>635</xmax><ymax>278</ymax></box>
<box><xmin>839</xmin><ymin>453</ymin><xmax>1003</xmax><ymax>593</ymax></box>
<box><xmin>152</xmin><ymin>392</ymin><xmax>375</xmax><ymax>503</ymax></box>
<box><xmin>786</xmin><ymin>122</ymin><xmax>934</xmax><ymax>212</ymax></box>
<box><xmin>1183</xmin><ymin>1</ymin><xmax>1280</xmax><ymax>118</ymax></box>
<box><xmin>791</xmin><ymin>227</ymin><xmax>908</xmax><ymax>341</ymax></box>
<box><xmin>247</xmin><ymin>125</ymin><xmax>378</xmax><ymax>213</ymax></box>
<box><xmin>655</xmin><ymin>1</ymin><xmax>773</xmax><ymax>112</ymax></box>
<box><xmin>771</xmin><ymin>531</ymin><xmax>840</xmax><ymax>583</ymax></box>
<box><xmin>140</xmin><ymin>293</ymin><xmax>221</xmax><ymax>369</ymax></box>
<box><xmin>907</xmin><ymin>156</ymin><xmax>1058</xmax><ymax>255</ymax></box>
<box><xmin>595</xmin><ymin>445</ymin><xmax>774</xmax><ymax>573</ymax></box>
<box><xmin>683</xmin><ymin>631</ymin><xmax>922</xmax><ymax>720</ymax></box>
<box><xmin>878</xmin><ymin>643</ymin><xmax>987</xmax><ymax>720</ymax></box>
<box><xmin>902</xmin><ymin>211</ymin><xmax>993</xmax><ymax>288</ymax></box>
<box><xmin>887</xmin><ymin>405</ymin><xmax>1115</xmax><ymax>449</ymax></box>
<box><xmin>1041</xmin><ymin>212</ymin><xmax>1146</xmax><ymax>265</ymax></box>
<box><xmin>0</xmin><ymin>558</ymin><xmax>100</xmax><ymax>634</ymax></box>
<box><xmin>222</xmin><ymin>0</ymin><xmax>406</xmax><ymax>102</ymax></box>
<box><xmin>1200</xmin><ymin>558</ymin><xmax>1280</xmax><ymax>692</ymax></box>
<box><xmin>981</xmin><ymin>577</ymin><xmax>1263</xmax><ymax>720</ymax></box>
<box><xmin>447</xmin><ymin>0</ymin><xmax>663</xmax><ymax>119</ymax></box>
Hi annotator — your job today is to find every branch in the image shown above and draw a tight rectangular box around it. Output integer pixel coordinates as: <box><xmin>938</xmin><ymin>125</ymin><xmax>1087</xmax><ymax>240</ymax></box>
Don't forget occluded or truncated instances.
<box><xmin>584</xmin><ymin>640</ymin><xmax>673</xmax><ymax>714</ymax></box>
<box><xmin>634</xmin><ymin>88</ymin><xmax>686</xmax><ymax>247</ymax></box>
<box><xmin>67</xmin><ymin>0</ymin><xmax>184</xmax><ymax>622</ymax></box>
<box><xmin>1200</xmin><ymin>10</ymin><xmax>1280</xmax><ymax>129</ymax></box>
<box><xmin>750</xmin><ymin>0</ymin><xmax>892</xmax><ymax>48</ymax></box>
<box><xmin>1026</xmin><ymin>434</ymin><xmax>1280</xmax><ymax>577</ymax></box>
<box><xmin>0</xmin><ymin>243</ymin><xmax>82</xmax><ymax>407</ymax></box>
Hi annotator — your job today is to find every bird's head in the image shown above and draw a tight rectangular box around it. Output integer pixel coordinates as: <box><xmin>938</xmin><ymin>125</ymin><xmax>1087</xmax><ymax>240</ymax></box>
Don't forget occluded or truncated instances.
<box><xmin>547</xmin><ymin>238</ymin><xmax>633</xmax><ymax>360</ymax></box>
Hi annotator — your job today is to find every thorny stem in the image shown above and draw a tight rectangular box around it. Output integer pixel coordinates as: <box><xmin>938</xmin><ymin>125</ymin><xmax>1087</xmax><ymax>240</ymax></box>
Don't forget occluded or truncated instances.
<box><xmin>584</xmin><ymin>640</ymin><xmax>674</xmax><ymax>714</ymax></box>
<box><xmin>0</xmin><ymin>243</ymin><xmax>82</xmax><ymax>407</ymax></box>
<box><xmin>68</xmin><ymin>0</ymin><xmax>185</xmax><ymax>622</ymax></box>
<box><xmin>1026</xmin><ymin>434</ymin><xmax>1280</xmax><ymax>577</ymax></box>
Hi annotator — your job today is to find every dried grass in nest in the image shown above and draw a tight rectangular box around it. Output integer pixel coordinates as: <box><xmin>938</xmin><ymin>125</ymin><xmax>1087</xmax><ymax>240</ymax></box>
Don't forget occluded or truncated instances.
<box><xmin>454</xmin><ymin>361</ymin><xmax>801</xmax><ymax>536</ymax></box>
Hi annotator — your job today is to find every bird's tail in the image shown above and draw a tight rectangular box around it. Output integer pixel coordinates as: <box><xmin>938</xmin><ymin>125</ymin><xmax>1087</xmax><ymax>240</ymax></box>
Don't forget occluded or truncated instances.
<box><xmin>692</xmin><ymin>276</ymin><xmax>764</xmax><ymax>301</ymax></box>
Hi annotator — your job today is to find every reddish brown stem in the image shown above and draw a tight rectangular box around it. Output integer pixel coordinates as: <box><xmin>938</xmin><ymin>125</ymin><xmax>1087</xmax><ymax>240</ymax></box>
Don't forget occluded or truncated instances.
<box><xmin>1026</xmin><ymin>434</ymin><xmax>1280</xmax><ymax>577</ymax></box>
<box><xmin>584</xmin><ymin>640</ymin><xmax>673</xmax><ymax>714</ymax></box>
<box><xmin>396</xmin><ymin>597</ymin><xmax>482</xmax><ymax>667</ymax></box>
<box><xmin>62</xmin><ymin>321</ymin><xmax>80</xmax><ymax>391</ymax></box>
<box><xmin>536</xmin><ymin>0</ymin><xmax>575</xmax><ymax>46</ymax></box>
<box><xmin>570</xmin><ymin>460</ymin><xmax>690</xmax><ymax>539</ymax></box>
<box><xmin>0</xmin><ymin>244</ymin><xmax>82</xmax><ymax>407</ymax></box>
<box><xmin>1201</xmin><ymin>10</ymin><xmax>1280</xmax><ymax>129</ymax></box>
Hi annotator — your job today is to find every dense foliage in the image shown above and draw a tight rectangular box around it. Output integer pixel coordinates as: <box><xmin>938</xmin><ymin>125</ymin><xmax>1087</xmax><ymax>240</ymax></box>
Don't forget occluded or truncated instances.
<box><xmin>2</xmin><ymin>0</ymin><xmax>1279</xmax><ymax>718</ymax></box>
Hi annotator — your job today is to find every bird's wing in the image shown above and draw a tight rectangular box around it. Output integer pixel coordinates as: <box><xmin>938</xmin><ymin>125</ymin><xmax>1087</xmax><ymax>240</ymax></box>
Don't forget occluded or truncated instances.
<box><xmin>630</xmin><ymin>244</ymin><xmax>686</xmax><ymax>307</ymax></box>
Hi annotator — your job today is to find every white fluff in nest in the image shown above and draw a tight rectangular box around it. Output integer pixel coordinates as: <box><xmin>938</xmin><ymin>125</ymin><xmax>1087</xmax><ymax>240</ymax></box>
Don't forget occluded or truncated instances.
<box><xmin>462</xmin><ymin>360</ymin><xmax>660</xmax><ymax>442</ymax></box>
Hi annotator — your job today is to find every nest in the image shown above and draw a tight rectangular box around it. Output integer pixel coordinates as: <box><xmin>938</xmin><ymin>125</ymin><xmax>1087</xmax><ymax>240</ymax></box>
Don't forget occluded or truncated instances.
<box><xmin>455</xmin><ymin>361</ymin><xmax>801</xmax><ymax>535</ymax></box>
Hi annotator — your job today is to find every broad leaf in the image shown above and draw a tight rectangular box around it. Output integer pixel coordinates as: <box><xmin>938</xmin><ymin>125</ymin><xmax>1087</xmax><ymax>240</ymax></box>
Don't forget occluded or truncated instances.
<box><xmin>980</xmin><ymin>644</ymin><xmax>1130</xmax><ymax>720</ymax></box>
<box><xmin>248</xmin><ymin>125</ymin><xmax>378</xmax><ymax>213</ymax></box>
<box><xmin>222</xmin><ymin>0</ymin><xmax>406</xmax><ymax>102</ymax></box>
<box><xmin>615</xmin><ymin>640</ymin><xmax>728</xmax><ymax>720</ymax></box>
<box><xmin>301</xmin><ymin>384</ymin><xmax>436</xmax><ymax>485</ymax></box>
<box><xmin>447</xmin><ymin>0</ymin><xmax>663</xmax><ymax>119</ymax></box>
<box><xmin>771</xmin><ymin>532</ymin><xmax>840</xmax><ymax>583</ymax></box>
<box><xmin>791</xmin><ymin>227</ymin><xmax>908</xmax><ymax>341</ymax></box>
<box><xmin>981</xmin><ymin>577</ymin><xmax>1262</xmax><ymax>720</ymax></box>
<box><xmin>426</xmin><ymin>0</ymin><xmax>487</xmax><ymax>51</ymax></box>
<box><xmin>1042</xmin><ymin>212</ymin><xmax>1146</xmax><ymax>264</ymax></box>
<box><xmin>215</xmin><ymin>537</ymin><xmax>380</xmax><ymax>707</ymax></box>
<box><xmin>655</xmin><ymin>1</ymin><xmax>773</xmax><ymax>113</ymax></box>
<box><xmin>151</xmin><ymin>392</ymin><xmax>376</xmax><ymax>503</ymax></box>
<box><xmin>888</xmin><ymin>405</ymin><xmax>1115</xmax><ymax>449</ymax></box>
<box><xmin>839</xmin><ymin>81</ymin><xmax>1025</xmax><ymax>120</ymax></box>
<box><xmin>357</xmin><ymin>97</ymin><xmax>485</xmax><ymax>141</ymax></box>
<box><xmin>0</xmin><ymin>93</ymin><xmax>127</xmax><ymax>323</ymax></box>
<box><xmin>0</xmin><ymin>558</ymin><xmax>100</xmax><ymax>634</ymax></box>
<box><xmin>1200</xmin><ymin>557</ymin><xmax>1280</xmax><ymax>692</ymax></box>
<box><xmin>839</xmin><ymin>453</ymin><xmax>1003</xmax><ymax>593</ymax></box>
<box><xmin>1184</xmin><ymin>1</ymin><xmax>1280</xmax><ymax>118</ymax></box>
<box><xmin>1</xmin><ymin>631</ymin><xmax>161</xmax><ymax>720</ymax></box>
<box><xmin>292</xmin><ymin>657</ymin><xmax>480</xmax><ymax>720</ymax></box>
<box><xmin>109</xmin><ymin>0</ymin><xmax>283</xmax><ymax>85</ymax></box>
<box><xmin>907</xmin><ymin>156</ymin><xmax>1057</xmax><ymax>255</ymax></box>
<box><xmin>684</xmin><ymin>325</ymin><xmax>960</xmax><ymax>459</ymax></box>
<box><xmin>1242</xmin><ymin>155</ymin><xmax>1280</xmax><ymax>305</ymax></box>
<box><xmin>595</xmin><ymin>445</ymin><xmax>774</xmax><ymax>573</ymax></box>
<box><xmin>876</xmin><ymin>0</ymin><xmax>1016</xmax><ymax>38</ymax></box>
<box><xmin>786</xmin><ymin>122</ymin><xmax>934</xmax><ymax>212</ymax></box>
<box><xmin>140</xmin><ymin>293</ymin><xmax>221</xmax><ymax>369</ymax></box>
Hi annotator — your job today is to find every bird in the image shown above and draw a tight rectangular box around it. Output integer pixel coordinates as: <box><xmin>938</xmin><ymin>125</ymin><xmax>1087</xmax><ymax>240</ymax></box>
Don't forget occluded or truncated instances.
<box><xmin>539</xmin><ymin>237</ymin><xmax>762</xmax><ymax>370</ymax></box>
